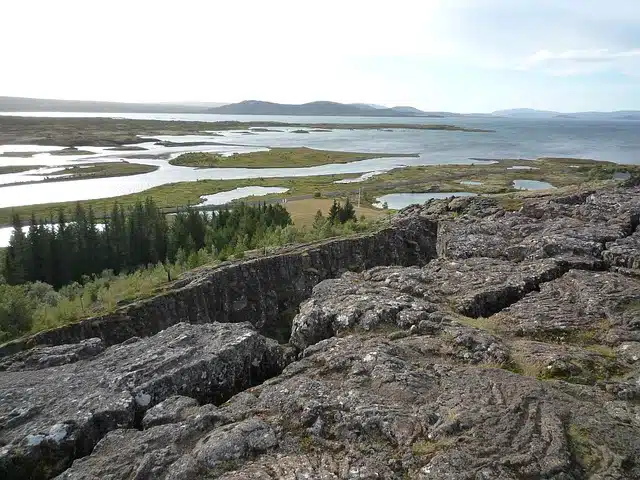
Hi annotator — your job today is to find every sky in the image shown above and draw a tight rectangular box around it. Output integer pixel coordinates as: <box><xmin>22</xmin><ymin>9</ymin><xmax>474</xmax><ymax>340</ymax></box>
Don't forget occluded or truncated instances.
<box><xmin>2</xmin><ymin>0</ymin><xmax>639</xmax><ymax>112</ymax></box>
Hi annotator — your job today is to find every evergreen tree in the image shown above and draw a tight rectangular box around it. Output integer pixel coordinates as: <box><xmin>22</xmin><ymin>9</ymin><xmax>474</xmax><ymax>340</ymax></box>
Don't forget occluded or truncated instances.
<box><xmin>339</xmin><ymin>198</ymin><xmax>357</xmax><ymax>224</ymax></box>
<box><xmin>328</xmin><ymin>200</ymin><xmax>340</xmax><ymax>224</ymax></box>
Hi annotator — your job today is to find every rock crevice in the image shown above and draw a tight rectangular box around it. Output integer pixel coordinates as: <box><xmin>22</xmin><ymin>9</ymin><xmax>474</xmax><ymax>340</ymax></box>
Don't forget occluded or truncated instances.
<box><xmin>3</xmin><ymin>186</ymin><xmax>640</xmax><ymax>479</ymax></box>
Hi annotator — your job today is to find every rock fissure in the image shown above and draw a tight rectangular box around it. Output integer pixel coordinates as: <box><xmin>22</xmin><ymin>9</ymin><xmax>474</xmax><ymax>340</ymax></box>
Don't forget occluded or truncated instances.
<box><xmin>3</xmin><ymin>186</ymin><xmax>640</xmax><ymax>479</ymax></box>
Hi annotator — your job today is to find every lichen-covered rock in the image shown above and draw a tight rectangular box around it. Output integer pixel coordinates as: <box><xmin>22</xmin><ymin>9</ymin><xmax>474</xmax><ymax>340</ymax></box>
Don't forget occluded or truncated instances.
<box><xmin>141</xmin><ymin>395</ymin><xmax>199</xmax><ymax>429</ymax></box>
<box><xmin>605</xmin><ymin>230</ymin><xmax>640</xmax><ymax>269</ymax></box>
<box><xmin>290</xmin><ymin>257</ymin><xmax>566</xmax><ymax>349</ymax></box>
<box><xmin>0</xmin><ymin>322</ymin><xmax>288</xmax><ymax>480</ymax></box>
<box><xmin>5</xmin><ymin>185</ymin><xmax>640</xmax><ymax>479</ymax></box>
<box><xmin>492</xmin><ymin>270</ymin><xmax>640</xmax><ymax>344</ymax></box>
<box><xmin>54</xmin><ymin>335</ymin><xmax>640</xmax><ymax>479</ymax></box>
<box><xmin>0</xmin><ymin>338</ymin><xmax>104</xmax><ymax>372</ymax></box>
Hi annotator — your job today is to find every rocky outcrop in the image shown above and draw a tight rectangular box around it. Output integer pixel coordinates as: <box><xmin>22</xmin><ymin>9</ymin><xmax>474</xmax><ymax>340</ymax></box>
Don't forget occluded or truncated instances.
<box><xmin>0</xmin><ymin>323</ymin><xmax>289</xmax><ymax>480</ymax></box>
<box><xmin>0</xmin><ymin>217</ymin><xmax>437</xmax><ymax>357</ymax></box>
<box><xmin>3</xmin><ymin>185</ymin><xmax>640</xmax><ymax>479</ymax></box>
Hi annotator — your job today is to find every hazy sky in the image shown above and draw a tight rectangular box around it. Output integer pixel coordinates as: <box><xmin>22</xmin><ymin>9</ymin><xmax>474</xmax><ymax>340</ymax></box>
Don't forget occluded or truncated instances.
<box><xmin>2</xmin><ymin>0</ymin><xmax>639</xmax><ymax>112</ymax></box>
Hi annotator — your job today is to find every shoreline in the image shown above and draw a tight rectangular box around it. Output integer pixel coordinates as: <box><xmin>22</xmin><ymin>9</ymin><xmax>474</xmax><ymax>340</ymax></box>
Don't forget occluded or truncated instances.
<box><xmin>0</xmin><ymin>116</ymin><xmax>493</xmax><ymax>147</ymax></box>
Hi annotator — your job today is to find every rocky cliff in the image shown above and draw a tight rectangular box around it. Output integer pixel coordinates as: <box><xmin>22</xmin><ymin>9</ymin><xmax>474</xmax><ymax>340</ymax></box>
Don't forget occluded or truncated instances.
<box><xmin>2</xmin><ymin>186</ymin><xmax>640</xmax><ymax>479</ymax></box>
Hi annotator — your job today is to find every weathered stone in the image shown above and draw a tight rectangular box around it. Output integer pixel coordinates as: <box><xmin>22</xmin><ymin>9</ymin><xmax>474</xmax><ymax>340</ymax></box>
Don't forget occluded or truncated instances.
<box><xmin>0</xmin><ymin>338</ymin><xmax>104</xmax><ymax>372</ymax></box>
<box><xmin>0</xmin><ymin>217</ymin><xmax>437</xmax><ymax>356</ymax></box>
<box><xmin>492</xmin><ymin>270</ymin><xmax>640</xmax><ymax>344</ymax></box>
<box><xmin>0</xmin><ymin>322</ymin><xmax>288</xmax><ymax>480</ymax></box>
<box><xmin>605</xmin><ymin>229</ymin><xmax>640</xmax><ymax>270</ymax></box>
<box><xmin>5</xmin><ymin>185</ymin><xmax>640</xmax><ymax>479</ymax></box>
<box><xmin>290</xmin><ymin>257</ymin><xmax>565</xmax><ymax>349</ymax></box>
<box><xmin>56</xmin><ymin>335</ymin><xmax>640</xmax><ymax>479</ymax></box>
<box><xmin>142</xmin><ymin>395</ymin><xmax>199</xmax><ymax>429</ymax></box>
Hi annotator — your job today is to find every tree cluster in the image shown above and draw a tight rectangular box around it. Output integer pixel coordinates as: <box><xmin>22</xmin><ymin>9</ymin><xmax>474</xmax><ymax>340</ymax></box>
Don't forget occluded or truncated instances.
<box><xmin>327</xmin><ymin>198</ymin><xmax>357</xmax><ymax>224</ymax></box>
<box><xmin>2</xmin><ymin>199</ymin><xmax>291</xmax><ymax>288</ymax></box>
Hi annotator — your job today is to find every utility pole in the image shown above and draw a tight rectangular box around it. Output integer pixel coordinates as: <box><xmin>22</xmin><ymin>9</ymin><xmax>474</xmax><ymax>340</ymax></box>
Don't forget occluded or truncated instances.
<box><xmin>358</xmin><ymin>187</ymin><xmax>362</xmax><ymax>208</ymax></box>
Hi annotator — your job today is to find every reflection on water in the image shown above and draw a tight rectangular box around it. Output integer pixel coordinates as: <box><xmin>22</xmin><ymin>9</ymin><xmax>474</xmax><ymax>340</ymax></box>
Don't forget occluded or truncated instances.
<box><xmin>512</xmin><ymin>179</ymin><xmax>556</xmax><ymax>190</ymax></box>
<box><xmin>2</xmin><ymin>112</ymin><xmax>639</xmax><ymax>208</ymax></box>
<box><xmin>374</xmin><ymin>192</ymin><xmax>476</xmax><ymax>209</ymax></box>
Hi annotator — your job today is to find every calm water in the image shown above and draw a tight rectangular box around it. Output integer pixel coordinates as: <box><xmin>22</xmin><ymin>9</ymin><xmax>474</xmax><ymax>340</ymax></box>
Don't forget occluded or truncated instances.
<box><xmin>1</xmin><ymin>112</ymin><xmax>638</xmax><ymax>208</ymax></box>
<box><xmin>374</xmin><ymin>192</ymin><xmax>476</xmax><ymax>209</ymax></box>
<box><xmin>513</xmin><ymin>179</ymin><xmax>556</xmax><ymax>190</ymax></box>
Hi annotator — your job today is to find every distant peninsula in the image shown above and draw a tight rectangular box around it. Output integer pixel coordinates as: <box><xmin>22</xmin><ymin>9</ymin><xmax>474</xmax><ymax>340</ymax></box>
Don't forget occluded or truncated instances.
<box><xmin>206</xmin><ymin>100</ymin><xmax>458</xmax><ymax>117</ymax></box>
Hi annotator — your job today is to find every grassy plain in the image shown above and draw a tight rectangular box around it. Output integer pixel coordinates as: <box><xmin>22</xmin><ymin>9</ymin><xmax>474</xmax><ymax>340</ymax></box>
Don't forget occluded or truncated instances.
<box><xmin>0</xmin><ymin>156</ymin><xmax>632</xmax><ymax>226</ymax></box>
<box><xmin>170</xmin><ymin>147</ymin><xmax>417</xmax><ymax>168</ymax></box>
<box><xmin>0</xmin><ymin>116</ymin><xmax>492</xmax><ymax>147</ymax></box>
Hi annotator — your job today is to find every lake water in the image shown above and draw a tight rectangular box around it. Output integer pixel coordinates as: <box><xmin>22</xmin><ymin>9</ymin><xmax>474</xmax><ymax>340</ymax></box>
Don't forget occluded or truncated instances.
<box><xmin>513</xmin><ymin>179</ymin><xmax>556</xmax><ymax>190</ymax></box>
<box><xmin>200</xmin><ymin>186</ymin><xmax>290</xmax><ymax>206</ymax></box>
<box><xmin>374</xmin><ymin>192</ymin><xmax>477</xmax><ymax>209</ymax></box>
<box><xmin>1</xmin><ymin>112</ymin><xmax>639</xmax><ymax>209</ymax></box>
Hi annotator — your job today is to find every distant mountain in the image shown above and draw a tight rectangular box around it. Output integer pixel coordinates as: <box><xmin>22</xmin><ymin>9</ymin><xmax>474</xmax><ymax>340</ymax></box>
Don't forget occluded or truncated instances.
<box><xmin>207</xmin><ymin>100</ymin><xmax>432</xmax><ymax>117</ymax></box>
<box><xmin>350</xmin><ymin>103</ymin><xmax>388</xmax><ymax>110</ymax></box>
<box><xmin>492</xmin><ymin>108</ymin><xmax>560</xmax><ymax>118</ymax></box>
<box><xmin>493</xmin><ymin>108</ymin><xmax>640</xmax><ymax>120</ymax></box>
<box><xmin>0</xmin><ymin>96</ymin><xmax>226</xmax><ymax>113</ymax></box>
<box><xmin>390</xmin><ymin>106</ymin><xmax>425</xmax><ymax>114</ymax></box>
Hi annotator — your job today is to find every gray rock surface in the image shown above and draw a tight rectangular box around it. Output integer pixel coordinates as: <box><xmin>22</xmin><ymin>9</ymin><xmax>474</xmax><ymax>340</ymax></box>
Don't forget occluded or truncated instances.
<box><xmin>0</xmin><ymin>322</ymin><xmax>288</xmax><ymax>479</ymax></box>
<box><xmin>0</xmin><ymin>216</ymin><xmax>438</xmax><ymax>356</ymax></box>
<box><xmin>3</xmin><ymin>185</ymin><xmax>640</xmax><ymax>479</ymax></box>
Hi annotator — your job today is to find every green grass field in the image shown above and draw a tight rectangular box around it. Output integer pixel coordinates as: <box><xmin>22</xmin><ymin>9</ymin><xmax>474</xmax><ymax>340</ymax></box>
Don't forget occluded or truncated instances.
<box><xmin>170</xmin><ymin>147</ymin><xmax>418</xmax><ymax>168</ymax></box>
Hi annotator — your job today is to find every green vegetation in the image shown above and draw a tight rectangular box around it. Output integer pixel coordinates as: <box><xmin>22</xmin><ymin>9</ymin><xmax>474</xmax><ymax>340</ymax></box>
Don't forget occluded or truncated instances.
<box><xmin>327</xmin><ymin>198</ymin><xmax>357</xmax><ymax>224</ymax></box>
<box><xmin>0</xmin><ymin>162</ymin><xmax>158</xmax><ymax>188</ymax></box>
<box><xmin>567</xmin><ymin>424</ymin><xmax>602</xmax><ymax>473</ymax></box>
<box><xmin>1</xmin><ymin>155</ymin><xmax>633</xmax><ymax>228</ymax></box>
<box><xmin>411</xmin><ymin>439</ymin><xmax>455</xmax><ymax>459</ymax></box>
<box><xmin>2</xmin><ymin>200</ymin><xmax>291</xmax><ymax>288</ymax></box>
<box><xmin>0</xmin><ymin>176</ymin><xmax>346</xmax><ymax>226</ymax></box>
<box><xmin>49</xmin><ymin>147</ymin><xmax>96</xmax><ymax>156</ymax></box>
<box><xmin>0</xmin><ymin>116</ymin><xmax>492</xmax><ymax>148</ymax></box>
<box><xmin>0</xmin><ymin>165</ymin><xmax>43</xmax><ymax>175</ymax></box>
<box><xmin>44</xmin><ymin>162</ymin><xmax>157</xmax><ymax>180</ymax></box>
<box><xmin>0</xmin><ymin>199</ymin><xmax>384</xmax><ymax>340</ymax></box>
<box><xmin>170</xmin><ymin>147</ymin><xmax>418</xmax><ymax>168</ymax></box>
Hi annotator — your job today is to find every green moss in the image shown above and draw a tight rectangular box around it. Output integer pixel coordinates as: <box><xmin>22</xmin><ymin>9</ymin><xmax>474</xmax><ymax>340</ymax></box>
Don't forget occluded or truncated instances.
<box><xmin>411</xmin><ymin>438</ymin><xmax>455</xmax><ymax>459</ymax></box>
<box><xmin>299</xmin><ymin>435</ymin><xmax>314</xmax><ymax>453</ymax></box>
<box><xmin>567</xmin><ymin>424</ymin><xmax>602</xmax><ymax>473</ymax></box>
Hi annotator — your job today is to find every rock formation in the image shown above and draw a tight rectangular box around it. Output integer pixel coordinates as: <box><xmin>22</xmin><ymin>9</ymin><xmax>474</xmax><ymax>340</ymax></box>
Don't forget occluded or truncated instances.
<box><xmin>2</xmin><ymin>186</ymin><xmax>640</xmax><ymax>479</ymax></box>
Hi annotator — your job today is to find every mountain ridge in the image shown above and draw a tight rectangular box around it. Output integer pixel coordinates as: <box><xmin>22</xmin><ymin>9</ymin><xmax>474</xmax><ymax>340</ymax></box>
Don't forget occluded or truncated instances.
<box><xmin>0</xmin><ymin>96</ymin><xmax>225</xmax><ymax>114</ymax></box>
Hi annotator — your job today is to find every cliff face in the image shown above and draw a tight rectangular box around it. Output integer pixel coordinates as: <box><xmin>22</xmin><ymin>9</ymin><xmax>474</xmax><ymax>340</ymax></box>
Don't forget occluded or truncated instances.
<box><xmin>2</xmin><ymin>187</ymin><xmax>640</xmax><ymax>480</ymax></box>
<box><xmin>0</xmin><ymin>217</ymin><xmax>437</xmax><ymax>356</ymax></box>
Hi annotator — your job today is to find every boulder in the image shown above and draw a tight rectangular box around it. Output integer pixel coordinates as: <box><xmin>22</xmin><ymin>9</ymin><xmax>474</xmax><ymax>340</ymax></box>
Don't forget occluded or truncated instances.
<box><xmin>0</xmin><ymin>322</ymin><xmax>288</xmax><ymax>480</ymax></box>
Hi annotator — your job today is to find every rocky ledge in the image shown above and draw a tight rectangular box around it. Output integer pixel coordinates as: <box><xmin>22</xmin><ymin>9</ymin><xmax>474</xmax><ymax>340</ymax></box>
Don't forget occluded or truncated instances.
<box><xmin>2</xmin><ymin>186</ymin><xmax>640</xmax><ymax>479</ymax></box>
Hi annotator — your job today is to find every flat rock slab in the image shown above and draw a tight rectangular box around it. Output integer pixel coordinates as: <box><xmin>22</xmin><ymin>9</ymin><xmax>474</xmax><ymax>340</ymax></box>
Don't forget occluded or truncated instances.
<box><xmin>0</xmin><ymin>322</ymin><xmax>287</xmax><ymax>480</ymax></box>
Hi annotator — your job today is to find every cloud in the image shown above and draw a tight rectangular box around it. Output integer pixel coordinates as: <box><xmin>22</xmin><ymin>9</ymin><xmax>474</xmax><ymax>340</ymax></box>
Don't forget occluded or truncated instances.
<box><xmin>519</xmin><ymin>48</ymin><xmax>640</xmax><ymax>75</ymax></box>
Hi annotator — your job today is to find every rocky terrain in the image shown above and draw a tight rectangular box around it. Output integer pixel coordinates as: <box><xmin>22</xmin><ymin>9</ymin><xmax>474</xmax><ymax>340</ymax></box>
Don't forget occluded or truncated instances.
<box><xmin>2</xmin><ymin>185</ymin><xmax>640</xmax><ymax>479</ymax></box>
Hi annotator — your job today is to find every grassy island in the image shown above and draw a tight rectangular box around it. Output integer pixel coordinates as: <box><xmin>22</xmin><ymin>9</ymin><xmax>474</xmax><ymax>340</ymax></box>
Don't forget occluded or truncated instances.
<box><xmin>169</xmin><ymin>147</ymin><xmax>418</xmax><ymax>169</ymax></box>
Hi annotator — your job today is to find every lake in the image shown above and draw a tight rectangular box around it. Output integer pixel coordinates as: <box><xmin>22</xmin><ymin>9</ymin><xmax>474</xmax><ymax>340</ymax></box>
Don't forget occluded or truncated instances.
<box><xmin>374</xmin><ymin>192</ymin><xmax>477</xmax><ymax>209</ymax></box>
<box><xmin>1</xmin><ymin>113</ymin><xmax>639</xmax><ymax>208</ymax></box>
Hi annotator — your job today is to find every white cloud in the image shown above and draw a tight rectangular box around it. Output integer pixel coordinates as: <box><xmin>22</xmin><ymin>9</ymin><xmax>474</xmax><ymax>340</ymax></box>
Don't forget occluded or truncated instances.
<box><xmin>519</xmin><ymin>48</ymin><xmax>640</xmax><ymax>75</ymax></box>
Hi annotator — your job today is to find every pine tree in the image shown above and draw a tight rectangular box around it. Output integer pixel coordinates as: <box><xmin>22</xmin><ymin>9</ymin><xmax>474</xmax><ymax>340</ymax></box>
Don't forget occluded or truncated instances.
<box><xmin>339</xmin><ymin>198</ymin><xmax>356</xmax><ymax>224</ymax></box>
<box><xmin>328</xmin><ymin>200</ymin><xmax>340</xmax><ymax>224</ymax></box>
